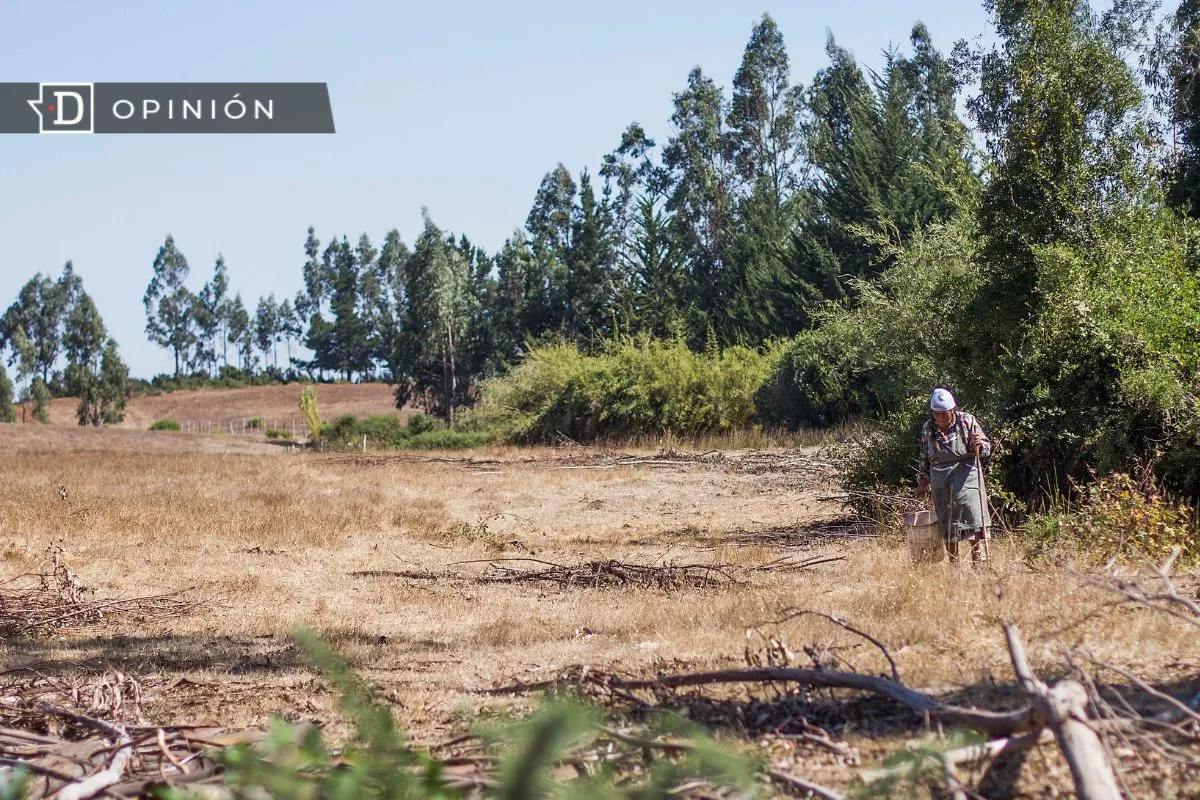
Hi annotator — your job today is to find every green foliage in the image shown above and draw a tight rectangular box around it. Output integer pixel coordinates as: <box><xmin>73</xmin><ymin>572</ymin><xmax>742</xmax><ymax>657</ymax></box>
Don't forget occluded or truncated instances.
<box><xmin>393</xmin><ymin>212</ymin><xmax>479</xmax><ymax>424</ymax></box>
<box><xmin>144</xmin><ymin>235</ymin><xmax>197</xmax><ymax>378</ymax></box>
<box><xmin>0</xmin><ymin>362</ymin><xmax>13</xmax><ymax>423</ymax></box>
<box><xmin>1025</xmin><ymin>470</ymin><xmax>1198</xmax><ymax>565</ymax></box>
<box><xmin>851</xmin><ymin>731</ymin><xmax>984</xmax><ymax>799</ymax></box>
<box><xmin>158</xmin><ymin>631</ymin><xmax>760</xmax><ymax>800</ymax></box>
<box><xmin>481</xmin><ymin>337</ymin><xmax>779</xmax><ymax>443</ymax></box>
<box><xmin>0</xmin><ymin>263</ymin><xmax>79</xmax><ymax>385</ymax></box>
<box><xmin>265</xmin><ymin>428</ymin><xmax>293</xmax><ymax>440</ymax></box>
<box><xmin>246</xmin><ymin>416</ymin><xmax>264</xmax><ymax>430</ymax></box>
<box><xmin>131</xmin><ymin>368</ymin><xmax>284</xmax><ymax>396</ymax></box>
<box><xmin>28</xmin><ymin>377</ymin><xmax>51</xmax><ymax>424</ymax></box>
<box><xmin>797</xmin><ymin>26</ymin><xmax>977</xmax><ymax>308</ymax></box>
<box><xmin>319</xmin><ymin>412</ymin><xmax>498</xmax><ymax>451</ymax></box>
<box><xmin>299</xmin><ymin>385</ymin><xmax>322</xmax><ymax>442</ymax></box>
<box><xmin>0</xmin><ymin>767</ymin><xmax>28</xmax><ymax>800</ymax></box>
<box><xmin>149</xmin><ymin>419</ymin><xmax>181</xmax><ymax>431</ymax></box>
<box><xmin>759</xmin><ymin>219</ymin><xmax>981</xmax><ymax>432</ymax></box>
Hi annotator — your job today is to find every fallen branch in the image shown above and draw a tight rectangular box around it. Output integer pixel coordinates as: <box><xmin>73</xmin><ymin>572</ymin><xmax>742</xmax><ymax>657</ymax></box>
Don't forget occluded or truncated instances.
<box><xmin>489</xmin><ymin>666</ymin><xmax>1037</xmax><ymax>737</ymax></box>
<box><xmin>765</xmin><ymin>767</ymin><xmax>845</xmax><ymax>800</ymax></box>
<box><xmin>1004</xmin><ymin>625</ymin><xmax>1121</xmax><ymax>800</ymax></box>
<box><xmin>57</xmin><ymin>728</ymin><xmax>131</xmax><ymax>800</ymax></box>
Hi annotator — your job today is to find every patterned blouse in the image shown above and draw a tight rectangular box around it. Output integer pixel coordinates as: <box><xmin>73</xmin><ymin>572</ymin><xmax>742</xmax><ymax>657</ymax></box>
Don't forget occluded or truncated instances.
<box><xmin>918</xmin><ymin>411</ymin><xmax>992</xmax><ymax>480</ymax></box>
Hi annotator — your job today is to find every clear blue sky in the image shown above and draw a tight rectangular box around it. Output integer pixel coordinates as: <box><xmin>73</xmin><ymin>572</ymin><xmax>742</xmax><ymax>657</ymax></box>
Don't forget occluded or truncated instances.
<box><xmin>0</xmin><ymin>1</ymin><xmax>989</xmax><ymax>379</ymax></box>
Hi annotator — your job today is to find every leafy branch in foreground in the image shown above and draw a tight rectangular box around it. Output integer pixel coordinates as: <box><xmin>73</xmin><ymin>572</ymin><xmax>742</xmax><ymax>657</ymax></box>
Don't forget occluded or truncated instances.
<box><xmin>156</xmin><ymin>629</ymin><xmax>765</xmax><ymax>800</ymax></box>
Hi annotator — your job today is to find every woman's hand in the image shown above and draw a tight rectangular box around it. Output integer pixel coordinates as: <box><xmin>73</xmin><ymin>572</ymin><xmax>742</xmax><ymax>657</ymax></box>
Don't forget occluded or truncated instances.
<box><xmin>916</xmin><ymin>475</ymin><xmax>930</xmax><ymax>498</ymax></box>
<box><xmin>968</xmin><ymin>434</ymin><xmax>984</xmax><ymax>455</ymax></box>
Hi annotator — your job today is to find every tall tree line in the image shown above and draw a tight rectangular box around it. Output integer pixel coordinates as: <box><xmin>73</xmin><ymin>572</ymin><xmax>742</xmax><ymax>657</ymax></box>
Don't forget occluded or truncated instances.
<box><xmin>0</xmin><ymin>262</ymin><xmax>130</xmax><ymax>425</ymax></box>
<box><xmin>131</xmin><ymin>4</ymin><xmax>1200</xmax><ymax>434</ymax></box>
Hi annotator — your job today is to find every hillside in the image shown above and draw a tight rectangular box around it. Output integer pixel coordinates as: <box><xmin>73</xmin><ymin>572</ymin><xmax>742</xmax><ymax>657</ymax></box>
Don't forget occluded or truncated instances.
<box><xmin>15</xmin><ymin>383</ymin><xmax>404</xmax><ymax>431</ymax></box>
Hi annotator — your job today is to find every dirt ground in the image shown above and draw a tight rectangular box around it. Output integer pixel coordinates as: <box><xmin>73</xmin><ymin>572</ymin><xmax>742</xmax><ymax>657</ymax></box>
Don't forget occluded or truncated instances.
<box><xmin>1</xmin><ymin>423</ymin><xmax>1197</xmax><ymax>797</ymax></box>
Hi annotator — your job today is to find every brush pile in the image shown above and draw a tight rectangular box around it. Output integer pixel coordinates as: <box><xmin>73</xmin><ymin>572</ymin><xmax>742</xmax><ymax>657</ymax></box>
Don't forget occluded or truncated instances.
<box><xmin>0</xmin><ymin>546</ymin><xmax>202</xmax><ymax>639</ymax></box>
<box><xmin>0</xmin><ymin>669</ymin><xmax>256</xmax><ymax>799</ymax></box>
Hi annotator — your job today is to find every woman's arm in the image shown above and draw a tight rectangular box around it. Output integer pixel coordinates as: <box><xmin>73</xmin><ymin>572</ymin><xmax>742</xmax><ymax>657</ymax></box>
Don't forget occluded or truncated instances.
<box><xmin>966</xmin><ymin>414</ymin><xmax>991</xmax><ymax>458</ymax></box>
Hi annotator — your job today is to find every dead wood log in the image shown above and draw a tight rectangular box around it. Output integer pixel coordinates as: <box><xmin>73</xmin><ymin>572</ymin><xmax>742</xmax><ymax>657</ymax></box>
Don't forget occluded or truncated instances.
<box><xmin>607</xmin><ymin>667</ymin><xmax>1036</xmax><ymax>737</ymax></box>
<box><xmin>1004</xmin><ymin>625</ymin><xmax>1121</xmax><ymax>800</ymax></box>
<box><xmin>57</xmin><ymin>727</ymin><xmax>131</xmax><ymax>800</ymax></box>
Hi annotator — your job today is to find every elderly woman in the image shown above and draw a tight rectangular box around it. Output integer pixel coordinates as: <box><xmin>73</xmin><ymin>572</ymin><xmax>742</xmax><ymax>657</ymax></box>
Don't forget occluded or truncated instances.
<box><xmin>916</xmin><ymin>388</ymin><xmax>992</xmax><ymax>563</ymax></box>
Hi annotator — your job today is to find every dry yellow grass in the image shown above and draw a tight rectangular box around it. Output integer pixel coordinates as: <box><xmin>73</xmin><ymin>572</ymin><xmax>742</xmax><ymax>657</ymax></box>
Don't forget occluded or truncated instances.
<box><xmin>0</xmin><ymin>423</ymin><xmax>1196</xmax><ymax>796</ymax></box>
<box><xmin>20</xmin><ymin>382</ymin><xmax>401</xmax><ymax>429</ymax></box>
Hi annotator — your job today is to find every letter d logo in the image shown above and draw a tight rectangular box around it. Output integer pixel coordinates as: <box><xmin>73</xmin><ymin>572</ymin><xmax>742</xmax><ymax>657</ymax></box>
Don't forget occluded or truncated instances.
<box><xmin>28</xmin><ymin>83</ymin><xmax>94</xmax><ymax>133</ymax></box>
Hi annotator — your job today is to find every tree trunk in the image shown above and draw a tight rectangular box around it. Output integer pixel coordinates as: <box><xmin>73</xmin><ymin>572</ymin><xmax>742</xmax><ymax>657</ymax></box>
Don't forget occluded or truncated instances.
<box><xmin>443</xmin><ymin>322</ymin><xmax>456</xmax><ymax>427</ymax></box>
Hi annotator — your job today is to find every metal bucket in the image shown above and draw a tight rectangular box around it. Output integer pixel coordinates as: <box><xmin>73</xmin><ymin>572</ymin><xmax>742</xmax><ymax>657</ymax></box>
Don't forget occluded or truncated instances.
<box><xmin>903</xmin><ymin>510</ymin><xmax>944</xmax><ymax>563</ymax></box>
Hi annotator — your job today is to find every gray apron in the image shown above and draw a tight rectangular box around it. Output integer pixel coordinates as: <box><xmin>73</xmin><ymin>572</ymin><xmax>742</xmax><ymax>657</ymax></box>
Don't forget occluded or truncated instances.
<box><xmin>926</xmin><ymin>422</ymin><xmax>987</xmax><ymax>543</ymax></box>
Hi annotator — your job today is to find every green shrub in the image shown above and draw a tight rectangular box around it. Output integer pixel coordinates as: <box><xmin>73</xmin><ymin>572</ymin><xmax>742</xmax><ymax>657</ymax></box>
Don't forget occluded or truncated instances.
<box><xmin>158</xmin><ymin>630</ymin><xmax>759</xmax><ymax>800</ymax></box>
<box><xmin>315</xmin><ymin>412</ymin><xmax>499</xmax><ymax>451</ymax></box>
<box><xmin>149</xmin><ymin>419</ymin><xmax>181</xmax><ymax>431</ymax></box>
<box><xmin>405</xmin><ymin>428</ymin><xmax>498</xmax><ymax>450</ymax></box>
<box><xmin>480</xmin><ymin>336</ymin><xmax>780</xmax><ymax>443</ymax></box>
<box><xmin>265</xmin><ymin>428</ymin><xmax>293</xmax><ymax>440</ymax></box>
<box><xmin>247</xmin><ymin>416</ymin><xmax>264</xmax><ymax>430</ymax></box>
<box><xmin>1024</xmin><ymin>470</ymin><xmax>1198</xmax><ymax>565</ymax></box>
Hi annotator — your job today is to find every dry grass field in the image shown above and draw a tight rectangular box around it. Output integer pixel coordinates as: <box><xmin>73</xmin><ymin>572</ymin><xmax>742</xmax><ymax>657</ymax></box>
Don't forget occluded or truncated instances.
<box><xmin>0</xmin><ymin>416</ymin><xmax>1197</xmax><ymax>797</ymax></box>
<box><xmin>21</xmin><ymin>382</ymin><xmax>402</xmax><ymax>429</ymax></box>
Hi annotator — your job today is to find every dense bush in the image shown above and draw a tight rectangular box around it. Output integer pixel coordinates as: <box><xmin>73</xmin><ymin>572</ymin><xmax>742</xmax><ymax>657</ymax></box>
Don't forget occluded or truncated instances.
<box><xmin>149</xmin><ymin>419</ymin><xmax>181</xmax><ymax>431</ymax></box>
<box><xmin>754</xmin><ymin>205</ymin><xmax>1200</xmax><ymax>510</ymax></box>
<box><xmin>758</xmin><ymin>222</ymin><xmax>981</xmax><ymax>433</ymax></box>
<box><xmin>319</xmin><ymin>412</ymin><xmax>497</xmax><ymax>451</ymax></box>
<box><xmin>479</xmin><ymin>337</ymin><xmax>781</xmax><ymax>443</ymax></box>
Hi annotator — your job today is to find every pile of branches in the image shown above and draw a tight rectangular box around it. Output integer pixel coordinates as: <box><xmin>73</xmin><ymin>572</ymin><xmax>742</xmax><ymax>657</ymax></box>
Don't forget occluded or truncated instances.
<box><xmin>459</xmin><ymin>555</ymin><xmax>844</xmax><ymax>591</ymax></box>
<box><xmin>0</xmin><ymin>548</ymin><xmax>203</xmax><ymax>639</ymax></box>
<box><xmin>482</xmin><ymin>552</ymin><xmax>1200</xmax><ymax>800</ymax></box>
<box><xmin>0</xmin><ymin>670</ymin><xmax>255</xmax><ymax>799</ymax></box>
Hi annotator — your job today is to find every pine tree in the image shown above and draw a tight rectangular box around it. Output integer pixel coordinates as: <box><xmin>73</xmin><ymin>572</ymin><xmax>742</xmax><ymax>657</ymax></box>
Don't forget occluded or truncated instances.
<box><xmin>526</xmin><ymin>165</ymin><xmax>576</xmax><ymax>333</ymax></box>
<box><xmin>793</xmin><ymin>27</ymin><xmax>976</xmax><ymax>308</ymax></box>
<box><xmin>566</xmin><ymin>170</ymin><xmax>616</xmax><ymax>346</ymax></box>
<box><xmin>327</xmin><ymin>236</ymin><xmax>371</xmax><ymax>381</ymax></box>
<box><xmin>723</xmin><ymin>14</ymin><xmax>808</xmax><ymax>340</ymax></box>
<box><xmin>625</xmin><ymin>193</ymin><xmax>683</xmax><ymax>338</ymax></box>
<box><xmin>143</xmin><ymin>235</ymin><xmax>196</xmax><ymax>376</ymax></box>
<box><xmin>493</xmin><ymin>231</ymin><xmax>536</xmax><ymax>364</ymax></box>
<box><xmin>663</xmin><ymin>67</ymin><xmax>736</xmax><ymax>343</ymax></box>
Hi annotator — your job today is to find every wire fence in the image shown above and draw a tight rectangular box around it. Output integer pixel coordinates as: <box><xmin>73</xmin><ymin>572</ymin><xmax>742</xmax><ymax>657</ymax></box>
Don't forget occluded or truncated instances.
<box><xmin>175</xmin><ymin>417</ymin><xmax>302</xmax><ymax>437</ymax></box>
